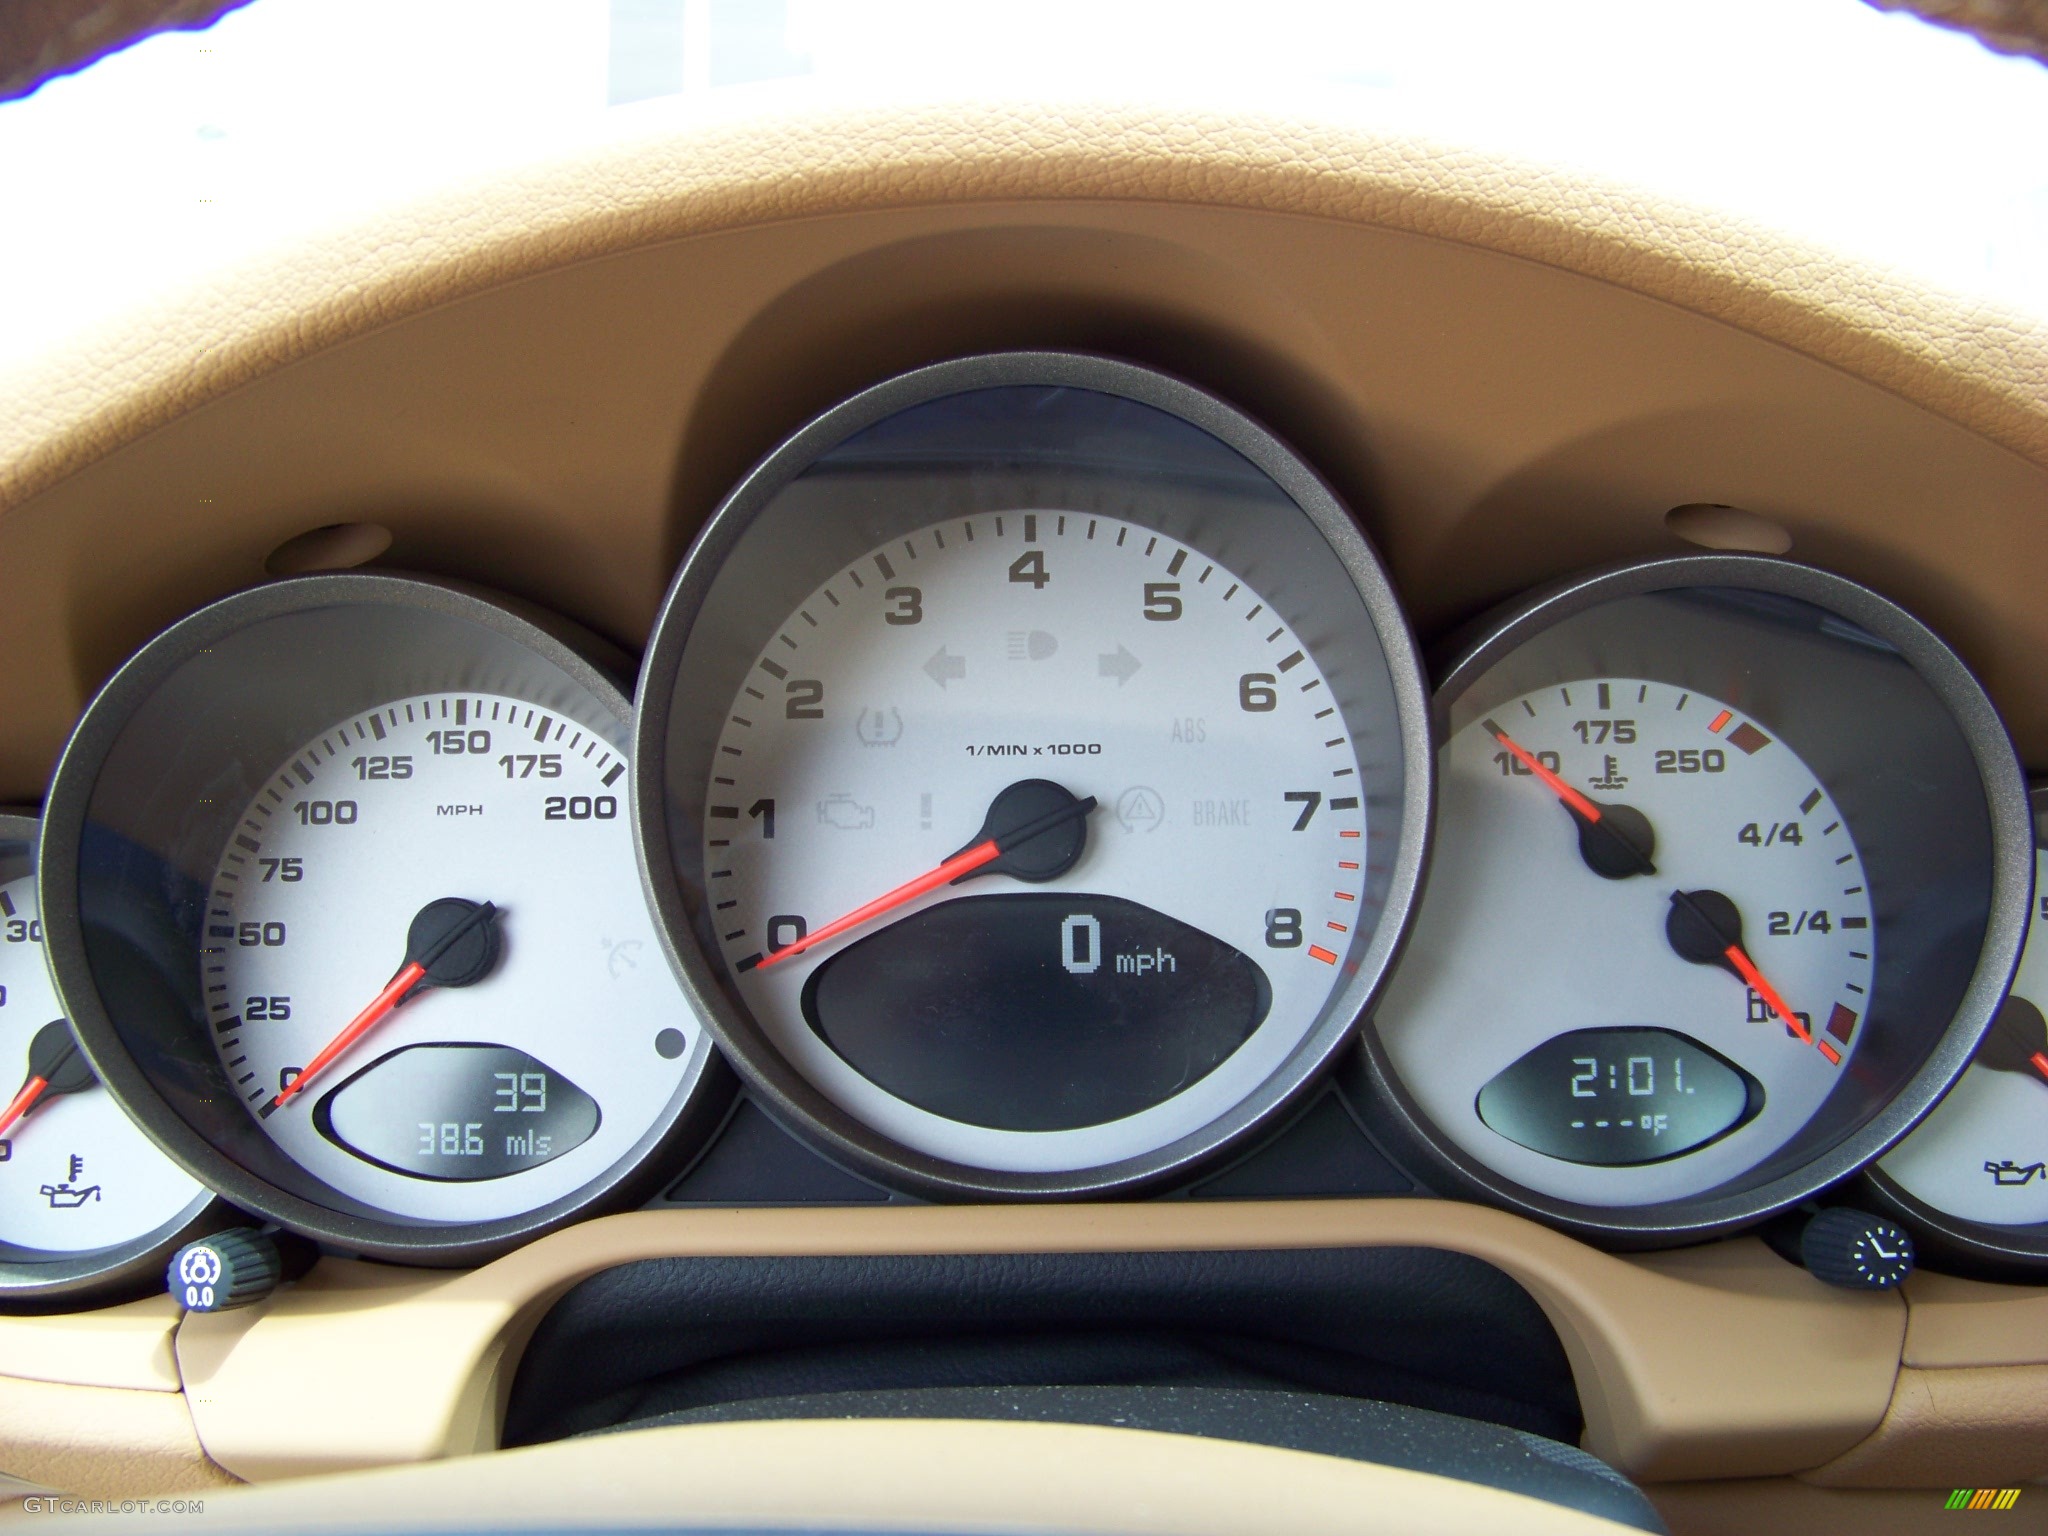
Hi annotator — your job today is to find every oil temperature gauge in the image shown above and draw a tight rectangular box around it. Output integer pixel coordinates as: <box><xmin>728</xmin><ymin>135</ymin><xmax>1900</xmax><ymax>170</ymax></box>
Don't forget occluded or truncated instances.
<box><xmin>0</xmin><ymin>812</ymin><xmax>219</xmax><ymax>1307</ymax></box>
<box><xmin>1867</xmin><ymin>780</ymin><xmax>2048</xmax><ymax>1278</ymax></box>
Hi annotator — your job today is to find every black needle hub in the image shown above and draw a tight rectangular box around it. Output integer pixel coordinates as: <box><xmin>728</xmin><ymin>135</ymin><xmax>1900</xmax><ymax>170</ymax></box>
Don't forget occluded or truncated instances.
<box><xmin>1575</xmin><ymin>802</ymin><xmax>1658</xmax><ymax>880</ymax></box>
<box><xmin>1978</xmin><ymin>994</ymin><xmax>2048</xmax><ymax>1077</ymax></box>
<box><xmin>24</xmin><ymin>1019</ymin><xmax>95</xmax><ymax>1101</ymax></box>
<box><xmin>1666</xmin><ymin>888</ymin><xmax>1744</xmax><ymax>977</ymax></box>
<box><xmin>950</xmin><ymin>779</ymin><xmax>1097</xmax><ymax>883</ymax></box>
<box><xmin>403</xmin><ymin>898</ymin><xmax>502</xmax><ymax>992</ymax></box>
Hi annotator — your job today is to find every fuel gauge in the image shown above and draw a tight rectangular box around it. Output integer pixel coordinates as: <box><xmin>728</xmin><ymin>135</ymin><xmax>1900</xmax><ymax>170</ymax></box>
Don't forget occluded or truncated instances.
<box><xmin>0</xmin><ymin>812</ymin><xmax>222</xmax><ymax>1308</ymax></box>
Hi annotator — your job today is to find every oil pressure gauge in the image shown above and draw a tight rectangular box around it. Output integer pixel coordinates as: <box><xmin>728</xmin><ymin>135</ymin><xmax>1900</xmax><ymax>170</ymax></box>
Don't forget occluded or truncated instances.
<box><xmin>0</xmin><ymin>812</ymin><xmax>221</xmax><ymax>1307</ymax></box>
<box><xmin>1358</xmin><ymin>556</ymin><xmax>2029</xmax><ymax>1244</ymax></box>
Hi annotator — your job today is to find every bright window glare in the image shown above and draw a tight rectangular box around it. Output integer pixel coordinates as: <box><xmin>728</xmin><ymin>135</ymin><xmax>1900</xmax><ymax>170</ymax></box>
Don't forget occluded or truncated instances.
<box><xmin>1</xmin><ymin>0</ymin><xmax>2045</xmax><ymax>375</ymax></box>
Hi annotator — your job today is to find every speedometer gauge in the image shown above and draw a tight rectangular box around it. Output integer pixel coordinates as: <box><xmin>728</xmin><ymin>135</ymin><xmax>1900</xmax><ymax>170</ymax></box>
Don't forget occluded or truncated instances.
<box><xmin>1359</xmin><ymin>556</ymin><xmax>2029</xmax><ymax>1244</ymax></box>
<box><xmin>41</xmin><ymin>576</ymin><xmax>723</xmax><ymax>1263</ymax></box>
<box><xmin>635</xmin><ymin>354</ymin><xmax>1431</xmax><ymax>1196</ymax></box>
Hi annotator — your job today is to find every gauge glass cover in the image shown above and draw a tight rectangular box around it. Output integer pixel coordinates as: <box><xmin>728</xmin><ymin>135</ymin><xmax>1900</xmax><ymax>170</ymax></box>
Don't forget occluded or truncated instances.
<box><xmin>636</xmin><ymin>355</ymin><xmax>1432</xmax><ymax>1193</ymax></box>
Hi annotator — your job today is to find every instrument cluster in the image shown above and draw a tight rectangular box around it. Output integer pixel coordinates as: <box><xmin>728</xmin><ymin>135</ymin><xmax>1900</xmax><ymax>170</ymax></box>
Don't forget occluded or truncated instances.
<box><xmin>4</xmin><ymin>352</ymin><xmax>2044</xmax><ymax>1304</ymax></box>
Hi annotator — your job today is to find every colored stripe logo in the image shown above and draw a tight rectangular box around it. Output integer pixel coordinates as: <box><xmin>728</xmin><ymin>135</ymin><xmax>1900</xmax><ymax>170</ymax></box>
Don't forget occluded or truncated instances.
<box><xmin>1945</xmin><ymin>1488</ymin><xmax>2023</xmax><ymax>1510</ymax></box>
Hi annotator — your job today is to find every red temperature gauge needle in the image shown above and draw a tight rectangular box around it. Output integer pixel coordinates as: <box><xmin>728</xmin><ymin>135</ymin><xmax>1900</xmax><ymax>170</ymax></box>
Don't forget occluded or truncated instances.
<box><xmin>1485</xmin><ymin>721</ymin><xmax>1602</xmax><ymax>823</ymax></box>
<box><xmin>750</xmin><ymin>779</ymin><xmax>1096</xmax><ymax>972</ymax></box>
<box><xmin>0</xmin><ymin>1020</ymin><xmax>97</xmax><ymax>1140</ymax></box>
<box><xmin>265</xmin><ymin>898</ymin><xmax>500</xmax><ymax>1115</ymax></box>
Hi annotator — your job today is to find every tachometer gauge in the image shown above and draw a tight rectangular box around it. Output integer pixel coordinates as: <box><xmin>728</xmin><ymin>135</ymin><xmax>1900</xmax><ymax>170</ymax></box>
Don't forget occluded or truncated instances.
<box><xmin>41</xmin><ymin>577</ymin><xmax>723</xmax><ymax>1263</ymax></box>
<box><xmin>635</xmin><ymin>354</ymin><xmax>1431</xmax><ymax>1196</ymax></box>
<box><xmin>1359</xmin><ymin>556</ymin><xmax>2029</xmax><ymax>1244</ymax></box>
<box><xmin>1866</xmin><ymin>781</ymin><xmax>2048</xmax><ymax>1278</ymax></box>
<box><xmin>0</xmin><ymin>811</ymin><xmax>222</xmax><ymax>1307</ymax></box>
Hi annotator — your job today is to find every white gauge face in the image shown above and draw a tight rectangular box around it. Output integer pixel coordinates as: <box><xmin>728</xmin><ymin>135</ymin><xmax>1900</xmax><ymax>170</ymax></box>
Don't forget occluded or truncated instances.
<box><xmin>207</xmin><ymin>693</ymin><xmax>708</xmax><ymax>1223</ymax></box>
<box><xmin>0</xmin><ymin>872</ymin><xmax>201</xmax><ymax>1253</ymax></box>
<box><xmin>1378</xmin><ymin>679</ymin><xmax>1875</xmax><ymax>1206</ymax></box>
<box><xmin>1880</xmin><ymin>844</ymin><xmax>2048</xmax><ymax>1227</ymax></box>
<box><xmin>706</xmin><ymin>511</ymin><xmax>1371</xmax><ymax>1173</ymax></box>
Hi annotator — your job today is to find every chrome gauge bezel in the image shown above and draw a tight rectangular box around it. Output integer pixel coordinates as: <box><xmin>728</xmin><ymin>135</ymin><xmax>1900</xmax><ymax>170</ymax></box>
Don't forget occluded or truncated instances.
<box><xmin>40</xmin><ymin>575</ymin><xmax>730</xmax><ymax>1265</ymax></box>
<box><xmin>1352</xmin><ymin>553</ymin><xmax>2032</xmax><ymax>1246</ymax></box>
<box><xmin>633</xmin><ymin>352</ymin><xmax>1435</xmax><ymax>1198</ymax></box>
<box><xmin>1859</xmin><ymin>780</ymin><xmax>2048</xmax><ymax>1281</ymax></box>
<box><xmin>0</xmin><ymin>810</ymin><xmax>229</xmax><ymax>1310</ymax></box>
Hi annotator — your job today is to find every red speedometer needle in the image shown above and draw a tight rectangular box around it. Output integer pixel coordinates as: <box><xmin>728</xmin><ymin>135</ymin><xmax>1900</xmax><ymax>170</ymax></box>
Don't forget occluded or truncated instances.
<box><xmin>750</xmin><ymin>779</ymin><xmax>1096</xmax><ymax>972</ymax></box>
<box><xmin>0</xmin><ymin>1021</ymin><xmax>97</xmax><ymax>1141</ymax></box>
<box><xmin>265</xmin><ymin>897</ymin><xmax>500</xmax><ymax>1115</ymax></box>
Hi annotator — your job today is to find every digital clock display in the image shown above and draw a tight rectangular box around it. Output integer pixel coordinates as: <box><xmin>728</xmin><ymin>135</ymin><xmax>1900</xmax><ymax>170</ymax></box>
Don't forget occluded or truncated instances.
<box><xmin>1475</xmin><ymin>1026</ymin><xmax>1762</xmax><ymax>1167</ymax></box>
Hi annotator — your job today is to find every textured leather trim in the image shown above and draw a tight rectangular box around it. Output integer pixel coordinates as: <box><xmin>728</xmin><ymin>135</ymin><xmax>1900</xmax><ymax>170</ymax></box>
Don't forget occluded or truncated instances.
<box><xmin>2</xmin><ymin>98</ymin><xmax>2046</xmax><ymax>521</ymax></box>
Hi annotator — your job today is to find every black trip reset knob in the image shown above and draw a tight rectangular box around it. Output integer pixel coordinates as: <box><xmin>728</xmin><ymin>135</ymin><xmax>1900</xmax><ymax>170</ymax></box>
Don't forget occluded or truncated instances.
<box><xmin>167</xmin><ymin>1228</ymin><xmax>284</xmax><ymax>1312</ymax></box>
<box><xmin>1799</xmin><ymin>1208</ymin><xmax>1915</xmax><ymax>1290</ymax></box>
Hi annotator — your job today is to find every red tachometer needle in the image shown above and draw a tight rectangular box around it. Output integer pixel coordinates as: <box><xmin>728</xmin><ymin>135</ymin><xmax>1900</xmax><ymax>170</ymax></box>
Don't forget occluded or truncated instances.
<box><xmin>751</xmin><ymin>780</ymin><xmax>1097</xmax><ymax>972</ymax></box>
<box><xmin>266</xmin><ymin>897</ymin><xmax>499</xmax><ymax>1115</ymax></box>
<box><xmin>753</xmin><ymin>841</ymin><xmax>1002</xmax><ymax>972</ymax></box>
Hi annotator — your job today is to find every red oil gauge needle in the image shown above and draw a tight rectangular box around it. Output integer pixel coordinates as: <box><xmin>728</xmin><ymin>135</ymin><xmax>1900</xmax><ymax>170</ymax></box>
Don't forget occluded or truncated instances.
<box><xmin>1977</xmin><ymin>995</ymin><xmax>2048</xmax><ymax>1088</ymax></box>
<box><xmin>0</xmin><ymin>1020</ymin><xmax>97</xmax><ymax>1140</ymax></box>
<box><xmin>265</xmin><ymin>897</ymin><xmax>500</xmax><ymax>1116</ymax></box>
<box><xmin>749</xmin><ymin>779</ymin><xmax>1096</xmax><ymax>973</ymax></box>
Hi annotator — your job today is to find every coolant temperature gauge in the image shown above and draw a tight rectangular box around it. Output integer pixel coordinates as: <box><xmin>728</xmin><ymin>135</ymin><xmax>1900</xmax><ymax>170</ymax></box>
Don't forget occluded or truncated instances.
<box><xmin>0</xmin><ymin>812</ymin><xmax>218</xmax><ymax>1306</ymax></box>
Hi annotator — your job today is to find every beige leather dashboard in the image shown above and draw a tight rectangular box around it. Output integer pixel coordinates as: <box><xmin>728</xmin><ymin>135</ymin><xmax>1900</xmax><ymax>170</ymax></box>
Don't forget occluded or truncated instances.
<box><xmin>1</xmin><ymin>101</ymin><xmax>2046</xmax><ymax>1533</ymax></box>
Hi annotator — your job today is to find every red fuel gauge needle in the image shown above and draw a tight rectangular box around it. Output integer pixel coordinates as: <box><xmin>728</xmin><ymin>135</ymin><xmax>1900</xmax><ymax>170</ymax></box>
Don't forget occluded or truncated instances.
<box><xmin>750</xmin><ymin>780</ymin><xmax>1096</xmax><ymax>973</ymax></box>
<box><xmin>265</xmin><ymin>897</ymin><xmax>500</xmax><ymax>1115</ymax></box>
<box><xmin>1721</xmin><ymin>940</ymin><xmax>1810</xmax><ymax>1043</ymax></box>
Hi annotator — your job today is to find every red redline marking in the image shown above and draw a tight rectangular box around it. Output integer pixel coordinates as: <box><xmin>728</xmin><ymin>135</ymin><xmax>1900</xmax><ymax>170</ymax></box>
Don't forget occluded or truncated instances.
<box><xmin>1339</xmin><ymin>829</ymin><xmax>1361</xmax><ymax>839</ymax></box>
<box><xmin>1707</xmin><ymin>709</ymin><xmax>1732</xmax><ymax>734</ymax></box>
<box><xmin>1338</xmin><ymin>861</ymin><xmax>1360</xmax><ymax>870</ymax></box>
<box><xmin>1816</xmin><ymin>1039</ymin><xmax>1842</xmax><ymax>1065</ymax></box>
<box><xmin>1326</xmin><ymin>921</ymin><xmax>1349</xmax><ymax>933</ymax></box>
<box><xmin>1334</xmin><ymin>891</ymin><xmax>1356</xmax><ymax>902</ymax></box>
<box><xmin>1307</xmin><ymin>945</ymin><xmax>1339</xmax><ymax>965</ymax></box>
